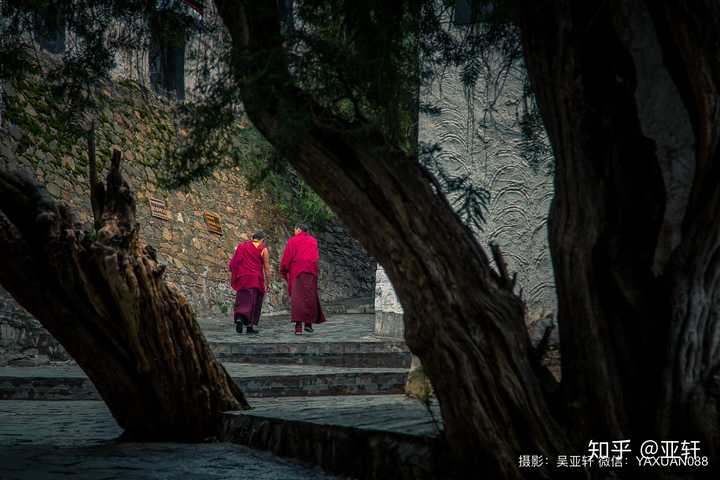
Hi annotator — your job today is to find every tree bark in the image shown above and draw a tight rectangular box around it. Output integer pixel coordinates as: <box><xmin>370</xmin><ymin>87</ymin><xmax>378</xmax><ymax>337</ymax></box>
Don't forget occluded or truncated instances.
<box><xmin>214</xmin><ymin>1</ymin><xmax>568</xmax><ymax>477</ymax></box>
<box><xmin>519</xmin><ymin>0</ymin><xmax>720</xmax><ymax>464</ymax></box>
<box><xmin>644</xmin><ymin>0</ymin><xmax>720</xmax><ymax>459</ymax></box>
<box><xmin>518</xmin><ymin>0</ymin><xmax>667</xmax><ymax>445</ymax></box>
<box><xmin>0</xmin><ymin>150</ymin><xmax>248</xmax><ymax>441</ymax></box>
<box><xmin>216</xmin><ymin>0</ymin><xmax>720</xmax><ymax>476</ymax></box>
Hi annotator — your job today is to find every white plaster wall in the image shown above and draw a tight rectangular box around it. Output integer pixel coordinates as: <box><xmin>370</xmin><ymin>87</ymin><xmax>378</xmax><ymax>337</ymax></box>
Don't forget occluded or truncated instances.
<box><xmin>421</xmin><ymin>59</ymin><xmax>555</xmax><ymax>316</ymax></box>
<box><xmin>374</xmin><ymin>28</ymin><xmax>556</xmax><ymax>335</ymax></box>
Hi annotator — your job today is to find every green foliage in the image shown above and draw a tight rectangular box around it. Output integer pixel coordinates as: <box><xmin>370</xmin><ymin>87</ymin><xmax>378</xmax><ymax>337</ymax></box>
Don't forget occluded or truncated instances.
<box><xmin>227</xmin><ymin>129</ymin><xmax>335</xmax><ymax>228</ymax></box>
<box><xmin>290</xmin><ymin>0</ymin><xmax>422</xmax><ymax>152</ymax></box>
<box><xmin>250</xmin><ymin>163</ymin><xmax>335</xmax><ymax>228</ymax></box>
<box><xmin>160</xmin><ymin>117</ymin><xmax>334</xmax><ymax>228</ymax></box>
<box><xmin>1</xmin><ymin>0</ymin><xmax>551</xmax><ymax>234</ymax></box>
<box><xmin>420</xmin><ymin>141</ymin><xmax>490</xmax><ymax>232</ymax></box>
<box><xmin>519</xmin><ymin>108</ymin><xmax>553</xmax><ymax>174</ymax></box>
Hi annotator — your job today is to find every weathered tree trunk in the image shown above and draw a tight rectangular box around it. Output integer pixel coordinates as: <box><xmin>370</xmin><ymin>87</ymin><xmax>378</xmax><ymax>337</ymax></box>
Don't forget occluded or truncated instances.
<box><xmin>216</xmin><ymin>0</ymin><xmax>720</xmax><ymax>476</ymax></box>
<box><xmin>214</xmin><ymin>1</ymin><xmax>568</xmax><ymax>478</ymax></box>
<box><xmin>518</xmin><ymin>0</ymin><xmax>667</xmax><ymax>445</ymax></box>
<box><xmin>519</xmin><ymin>0</ymin><xmax>720</xmax><ymax>465</ymax></box>
<box><xmin>0</xmin><ymin>149</ymin><xmax>248</xmax><ymax>441</ymax></box>
<box><xmin>645</xmin><ymin>0</ymin><xmax>720</xmax><ymax>460</ymax></box>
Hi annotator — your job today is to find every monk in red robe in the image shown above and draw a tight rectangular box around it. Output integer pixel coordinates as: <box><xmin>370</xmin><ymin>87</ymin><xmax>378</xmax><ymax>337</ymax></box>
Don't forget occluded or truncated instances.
<box><xmin>280</xmin><ymin>223</ymin><xmax>326</xmax><ymax>335</ymax></box>
<box><xmin>229</xmin><ymin>231</ymin><xmax>271</xmax><ymax>334</ymax></box>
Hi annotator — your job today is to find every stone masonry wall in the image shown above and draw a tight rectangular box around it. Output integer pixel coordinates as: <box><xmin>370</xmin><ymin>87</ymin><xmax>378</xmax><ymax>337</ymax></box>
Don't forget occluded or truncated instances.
<box><xmin>316</xmin><ymin>223</ymin><xmax>376</xmax><ymax>305</ymax></box>
<box><xmin>0</xmin><ymin>58</ymin><xmax>375</xmax><ymax>363</ymax></box>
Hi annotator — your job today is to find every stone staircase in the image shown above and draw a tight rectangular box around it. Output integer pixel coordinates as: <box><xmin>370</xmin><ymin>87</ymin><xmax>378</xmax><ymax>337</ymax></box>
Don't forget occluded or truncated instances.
<box><xmin>212</xmin><ymin>339</ymin><xmax>410</xmax><ymax>368</ymax></box>
<box><xmin>1</xmin><ymin>301</ymin><xmax>412</xmax><ymax>401</ymax></box>
<box><xmin>0</xmin><ymin>300</ymin><xmax>444</xmax><ymax>480</ymax></box>
<box><xmin>0</xmin><ymin>362</ymin><xmax>409</xmax><ymax>400</ymax></box>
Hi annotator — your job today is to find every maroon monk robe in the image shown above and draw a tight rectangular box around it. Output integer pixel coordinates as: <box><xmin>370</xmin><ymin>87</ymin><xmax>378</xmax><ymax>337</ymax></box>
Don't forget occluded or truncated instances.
<box><xmin>229</xmin><ymin>240</ymin><xmax>266</xmax><ymax>326</ymax></box>
<box><xmin>280</xmin><ymin>231</ymin><xmax>326</xmax><ymax>326</ymax></box>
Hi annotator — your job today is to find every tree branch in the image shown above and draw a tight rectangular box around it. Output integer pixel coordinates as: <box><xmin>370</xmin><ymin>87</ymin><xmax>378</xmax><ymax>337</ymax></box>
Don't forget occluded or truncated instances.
<box><xmin>87</xmin><ymin>122</ymin><xmax>104</xmax><ymax>232</ymax></box>
<box><xmin>214</xmin><ymin>0</ymin><xmax>569</xmax><ymax>474</ymax></box>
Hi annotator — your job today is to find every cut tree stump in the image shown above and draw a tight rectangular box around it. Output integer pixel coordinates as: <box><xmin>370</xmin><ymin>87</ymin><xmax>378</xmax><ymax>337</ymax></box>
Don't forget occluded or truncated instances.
<box><xmin>0</xmin><ymin>148</ymin><xmax>249</xmax><ymax>441</ymax></box>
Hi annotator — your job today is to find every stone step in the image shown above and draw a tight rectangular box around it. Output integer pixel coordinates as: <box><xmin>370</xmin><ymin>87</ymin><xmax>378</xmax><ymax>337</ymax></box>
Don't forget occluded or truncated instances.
<box><xmin>220</xmin><ymin>395</ymin><xmax>451</xmax><ymax>480</ymax></box>
<box><xmin>0</xmin><ymin>363</ymin><xmax>408</xmax><ymax>401</ymax></box>
<box><xmin>259</xmin><ymin>305</ymin><xmax>374</xmax><ymax>318</ymax></box>
<box><xmin>210</xmin><ymin>340</ymin><xmax>412</xmax><ymax>368</ymax></box>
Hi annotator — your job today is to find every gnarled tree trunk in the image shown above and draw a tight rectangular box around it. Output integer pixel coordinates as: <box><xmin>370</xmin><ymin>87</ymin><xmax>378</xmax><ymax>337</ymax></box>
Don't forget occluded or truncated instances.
<box><xmin>519</xmin><ymin>0</ymin><xmax>720</xmax><ymax>465</ymax></box>
<box><xmin>216</xmin><ymin>0</ymin><xmax>720</xmax><ymax>477</ymax></box>
<box><xmin>0</xmin><ymin>149</ymin><xmax>248</xmax><ymax>441</ymax></box>
<box><xmin>518</xmin><ymin>0</ymin><xmax>667</xmax><ymax>446</ymax></box>
<box><xmin>214</xmin><ymin>1</ymin><xmax>567</xmax><ymax>478</ymax></box>
<box><xmin>645</xmin><ymin>0</ymin><xmax>720</xmax><ymax>460</ymax></box>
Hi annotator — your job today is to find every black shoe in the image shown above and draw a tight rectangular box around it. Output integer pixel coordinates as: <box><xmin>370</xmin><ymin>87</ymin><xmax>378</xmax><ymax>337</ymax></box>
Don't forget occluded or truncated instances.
<box><xmin>246</xmin><ymin>326</ymin><xmax>259</xmax><ymax>335</ymax></box>
<box><xmin>235</xmin><ymin>322</ymin><xmax>243</xmax><ymax>334</ymax></box>
<box><xmin>304</xmin><ymin>325</ymin><xmax>314</xmax><ymax>333</ymax></box>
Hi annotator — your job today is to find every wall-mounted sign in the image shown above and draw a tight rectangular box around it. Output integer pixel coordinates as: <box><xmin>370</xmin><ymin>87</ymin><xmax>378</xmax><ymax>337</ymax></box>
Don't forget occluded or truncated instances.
<box><xmin>149</xmin><ymin>197</ymin><xmax>172</xmax><ymax>221</ymax></box>
<box><xmin>203</xmin><ymin>211</ymin><xmax>222</xmax><ymax>235</ymax></box>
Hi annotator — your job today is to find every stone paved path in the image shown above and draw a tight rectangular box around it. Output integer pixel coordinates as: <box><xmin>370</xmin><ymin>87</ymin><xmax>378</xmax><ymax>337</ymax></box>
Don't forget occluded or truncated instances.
<box><xmin>201</xmin><ymin>313</ymin><xmax>387</xmax><ymax>344</ymax></box>
<box><xmin>0</xmin><ymin>401</ymin><xmax>336</xmax><ymax>479</ymax></box>
<box><xmin>1</xmin><ymin>312</ymin><xmax>411</xmax><ymax>400</ymax></box>
<box><xmin>221</xmin><ymin>395</ymin><xmax>446</xmax><ymax>479</ymax></box>
<box><xmin>226</xmin><ymin>394</ymin><xmax>442</xmax><ymax>437</ymax></box>
<box><xmin>0</xmin><ymin>362</ymin><xmax>406</xmax><ymax>379</ymax></box>
<box><xmin>0</xmin><ymin>305</ymin><xmax>422</xmax><ymax>478</ymax></box>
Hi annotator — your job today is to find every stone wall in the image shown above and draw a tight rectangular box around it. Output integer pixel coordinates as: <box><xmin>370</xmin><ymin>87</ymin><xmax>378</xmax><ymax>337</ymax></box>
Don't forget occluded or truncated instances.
<box><xmin>0</xmin><ymin>287</ymin><xmax>67</xmax><ymax>365</ymax></box>
<box><xmin>374</xmin><ymin>20</ymin><xmax>556</xmax><ymax>342</ymax></box>
<box><xmin>316</xmin><ymin>223</ymin><xmax>376</xmax><ymax>305</ymax></box>
<box><xmin>0</xmin><ymin>58</ymin><xmax>375</xmax><ymax>363</ymax></box>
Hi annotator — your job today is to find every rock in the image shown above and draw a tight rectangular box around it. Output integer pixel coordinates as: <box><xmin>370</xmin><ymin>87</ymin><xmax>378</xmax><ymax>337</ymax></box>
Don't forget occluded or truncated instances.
<box><xmin>45</xmin><ymin>182</ymin><xmax>61</xmax><ymax>198</ymax></box>
<box><xmin>404</xmin><ymin>356</ymin><xmax>433</xmax><ymax>402</ymax></box>
<box><xmin>527</xmin><ymin>307</ymin><xmax>559</xmax><ymax>348</ymax></box>
<box><xmin>0</xmin><ymin>142</ymin><xmax>14</xmax><ymax>160</ymax></box>
<box><xmin>9</xmin><ymin>353</ymin><xmax>50</xmax><ymax>367</ymax></box>
<box><xmin>8</xmin><ymin>124</ymin><xmax>22</xmax><ymax>141</ymax></box>
<box><xmin>61</xmin><ymin>155</ymin><xmax>74</xmax><ymax>170</ymax></box>
<box><xmin>3</xmin><ymin>82</ymin><xmax>16</xmax><ymax>98</ymax></box>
